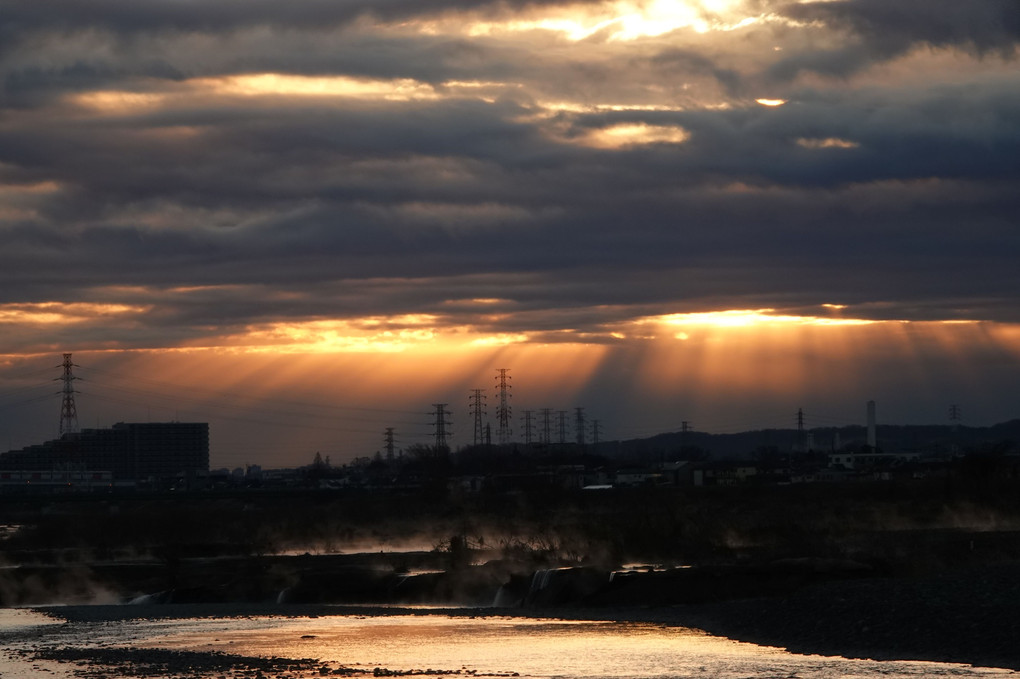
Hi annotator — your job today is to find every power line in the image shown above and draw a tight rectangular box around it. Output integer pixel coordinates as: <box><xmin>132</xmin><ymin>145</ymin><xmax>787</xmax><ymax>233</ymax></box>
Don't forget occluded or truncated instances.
<box><xmin>0</xmin><ymin>393</ymin><xmax>56</xmax><ymax>416</ymax></box>
<box><xmin>75</xmin><ymin>364</ymin><xmax>423</xmax><ymax>418</ymax></box>
<box><xmin>76</xmin><ymin>379</ymin><xmax>429</xmax><ymax>428</ymax></box>
<box><xmin>0</xmin><ymin>385</ymin><xmax>58</xmax><ymax>409</ymax></box>
<box><xmin>0</xmin><ymin>379</ymin><xmax>57</xmax><ymax>399</ymax></box>
<box><xmin>0</xmin><ymin>364</ymin><xmax>63</xmax><ymax>381</ymax></box>
<box><xmin>79</xmin><ymin>389</ymin><xmax>422</xmax><ymax>439</ymax></box>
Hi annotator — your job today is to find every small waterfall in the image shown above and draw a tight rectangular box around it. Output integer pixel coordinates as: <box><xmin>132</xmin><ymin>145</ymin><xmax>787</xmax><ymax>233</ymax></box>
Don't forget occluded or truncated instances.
<box><xmin>128</xmin><ymin>590</ymin><xmax>169</xmax><ymax>605</ymax></box>
<box><xmin>493</xmin><ymin>567</ymin><xmax>610</xmax><ymax>607</ymax></box>
<box><xmin>490</xmin><ymin>568</ymin><xmax>565</xmax><ymax>607</ymax></box>
<box><xmin>491</xmin><ymin>584</ymin><xmax>518</xmax><ymax>607</ymax></box>
<box><xmin>524</xmin><ymin>568</ymin><xmax>570</xmax><ymax>605</ymax></box>
<box><xmin>530</xmin><ymin>569</ymin><xmax>557</xmax><ymax>593</ymax></box>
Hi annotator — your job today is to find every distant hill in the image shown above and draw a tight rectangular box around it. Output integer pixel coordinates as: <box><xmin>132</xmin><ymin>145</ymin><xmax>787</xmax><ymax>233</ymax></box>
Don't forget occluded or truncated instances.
<box><xmin>602</xmin><ymin>419</ymin><xmax>1020</xmax><ymax>462</ymax></box>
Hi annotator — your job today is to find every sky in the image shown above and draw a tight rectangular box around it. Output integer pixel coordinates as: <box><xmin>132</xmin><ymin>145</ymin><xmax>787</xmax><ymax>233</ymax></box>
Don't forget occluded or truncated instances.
<box><xmin>1</xmin><ymin>0</ymin><xmax>1019</xmax><ymax>468</ymax></box>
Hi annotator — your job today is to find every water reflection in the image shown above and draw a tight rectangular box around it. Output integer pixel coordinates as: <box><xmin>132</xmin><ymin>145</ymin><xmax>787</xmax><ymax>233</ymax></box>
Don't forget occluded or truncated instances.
<box><xmin>116</xmin><ymin>614</ymin><xmax>1015</xmax><ymax>679</ymax></box>
<box><xmin>0</xmin><ymin>609</ymin><xmax>73</xmax><ymax>678</ymax></box>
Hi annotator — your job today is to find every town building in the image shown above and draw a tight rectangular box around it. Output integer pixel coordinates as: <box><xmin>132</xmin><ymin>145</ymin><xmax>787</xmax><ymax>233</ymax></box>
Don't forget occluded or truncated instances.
<box><xmin>0</xmin><ymin>422</ymin><xmax>209</xmax><ymax>484</ymax></box>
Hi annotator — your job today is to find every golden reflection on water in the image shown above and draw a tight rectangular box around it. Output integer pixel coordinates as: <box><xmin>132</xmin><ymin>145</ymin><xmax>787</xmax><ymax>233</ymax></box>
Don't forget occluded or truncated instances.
<box><xmin>124</xmin><ymin>614</ymin><xmax>1016</xmax><ymax>679</ymax></box>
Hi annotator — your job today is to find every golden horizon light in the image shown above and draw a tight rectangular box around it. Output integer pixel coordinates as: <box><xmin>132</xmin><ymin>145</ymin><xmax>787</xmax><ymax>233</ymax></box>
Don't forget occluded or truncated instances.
<box><xmin>651</xmin><ymin>309</ymin><xmax>879</xmax><ymax>328</ymax></box>
<box><xmin>0</xmin><ymin>302</ymin><xmax>150</xmax><ymax>325</ymax></box>
<box><xmin>576</xmin><ymin>123</ymin><xmax>691</xmax><ymax>148</ymax></box>
<box><xmin>464</xmin><ymin>0</ymin><xmax>755</xmax><ymax>41</ymax></box>
<box><xmin>797</xmin><ymin>137</ymin><xmax>860</xmax><ymax>149</ymax></box>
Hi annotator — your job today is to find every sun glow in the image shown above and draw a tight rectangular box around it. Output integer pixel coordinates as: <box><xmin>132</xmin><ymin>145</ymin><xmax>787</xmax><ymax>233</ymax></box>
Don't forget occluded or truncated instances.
<box><xmin>0</xmin><ymin>302</ymin><xmax>149</xmax><ymax>325</ymax></box>
<box><xmin>125</xmin><ymin>308</ymin><xmax>889</xmax><ymax>357</ymax></box>
<box><xmin>5</xmin><ymin>313</ymin><xmax>1020</xmax><ymax>466</ymax></box>
<box><xmin>68</xmin><ymin>75</ymin><xmax>526</xmax><ymax>119</ymax></box>
<box><xmin>575</xmin><ymin>123</ymin><xmax>690</xmax><ymax>148</ymax></box>
<box><xmin>0</xmin><ymin>180</ymin><xmax>61</xmax><ymax>195</ymax></box>
<box><xmin>653</xmin><ymin>309</ymin><xmax>878</xmax><ymax>329</ymax></box>
<box><xmin>237</xmin><ymin>323</ymin><xmax>432</xmax><ymax>354</ymax></box>
<box><xmin>226</xmin><ymin>316</ymin><xmax>539</xmax><ymax>354</ymax></box>
<box><xmin>536</xmin><ymin>102</ymin><xmax>686</xmax><ymax>114</ymax></box>
<box><xmin>465</xmin><ymin>0</ymin><xmax>754</xmax><ymax>41</ymax></box>
<box><xmin>73</xmin><ymin>91</ymin><xmax>167</xmax><ymax>112</ymax></box>
<box><xmin>797</xmin><ymin>137</ymin><xmax>860</xmax><ymax>149</ymax></box>
<box><xmin>201</xmin><ymin>74</ymin><xmax>441</xmax><ymax>101</ymax></box>
<box><xmin>471</xmin><ymin>333</ymin><xmax>531</xmax><ymax>346</ymax></box>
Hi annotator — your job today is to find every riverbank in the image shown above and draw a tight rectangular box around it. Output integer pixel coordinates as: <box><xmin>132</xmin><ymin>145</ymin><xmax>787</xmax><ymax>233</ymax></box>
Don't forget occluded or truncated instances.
<box><xmin>5</xmin><ymin>482</ymin><xmax>1020</xmax><ymax>675</ymax></box>
<box><xmin>32</xmin><ymin>560</ymin><xmax>1020</xmax><ymax>673</ymax></box>
<box><xmin>678</xmin><ymin>561</ymin><xmax>1020</xmax><ymax>671</ymax></box>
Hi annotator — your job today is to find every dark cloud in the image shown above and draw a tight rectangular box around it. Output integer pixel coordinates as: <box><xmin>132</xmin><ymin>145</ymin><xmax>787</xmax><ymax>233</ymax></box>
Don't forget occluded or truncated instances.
<box><xmin>0</xmin><ymin>0</ymin><xmax>611</xmax><ymax>48</ymax></box>
<box><xmin>1</xmin><ymin>0</ymin><xmax>1019</xmax><ymax>357</ymax></box>
<box><xmin>788</xmin><ymin>0</ymin><xmax>1020</xmax><ymax>53</ymax></box>
<box><xmin>647</xmin><ymin>48</ymin><xmax>745</xmax><ymax>97</ymax></box>
<box><xmin>773</xmin><ymin>0</ymin><xmax>1020</xmax><ymax>80</ymax></box>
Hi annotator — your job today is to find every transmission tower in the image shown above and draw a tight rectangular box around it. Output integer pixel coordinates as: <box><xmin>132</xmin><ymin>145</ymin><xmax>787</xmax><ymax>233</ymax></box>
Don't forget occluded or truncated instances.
<box><xmin>591</xmin><ymin>419</ymin><xmax>601</xmax><ymax>446</ymax></box>
<box><xmin>495</xmin><ymin>369</ymin><xmax>512</xmax><ymax>445</ymax></box>
<box><xmin>57</xmin><ymin>353</ymin><xmax>80</xmax><ymax>436</ymax></box>
<box><xmin>557</xmin><ymin>410</ymin><xmax>568</xmax><ymax>444</ymax></box>
<box><xmin>521</xmin><ymin>410</ymin><xmax>534</xmax><ymax>445</ymax></box>
<box><xmin>796</xmin><ymin>407</ymin><xmax>805</xmax><ymax>451</ymax></box>
<box><xmin>949</xmin><ymin>404</ymin><xmax>962</xmax><ymax>432</ymax></box>
<box><xmin>384</xmin><ymin>427</ymin><xmax>397</xmax><ymax>461</ymax></box>
<box><xmin>540</xmin><ymin>408</ymin><xmax>552</xmax><ymax>445</ymax></box>
<box><xmin>469</xmin><ymin>389</ymin><xmax>487</xmax><ymax>446</ymax></box>
<box><xmin>432</xmin><ymin>403</ymin><xmax>451</xmax><ymax>452</ymax></box>
<box><xmin>574</xmin><ymin>407</ymin><xmax>586</xmax><ymax>445</ymax></box>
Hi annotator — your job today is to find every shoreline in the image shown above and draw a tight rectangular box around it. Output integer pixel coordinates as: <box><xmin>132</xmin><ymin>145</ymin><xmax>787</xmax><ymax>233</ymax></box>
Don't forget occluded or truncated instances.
<box><xmin>33</xmin><ymin>562</ymin><xmax>1020</xmax><ymax>673</ymax></box>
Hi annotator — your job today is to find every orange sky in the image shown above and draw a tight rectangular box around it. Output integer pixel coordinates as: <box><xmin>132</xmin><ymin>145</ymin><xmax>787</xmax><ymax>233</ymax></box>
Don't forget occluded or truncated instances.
<box><xmin>3</xmin><ymin>313</ymin><xmax>1019</xmax><ymax>467</ymax></box>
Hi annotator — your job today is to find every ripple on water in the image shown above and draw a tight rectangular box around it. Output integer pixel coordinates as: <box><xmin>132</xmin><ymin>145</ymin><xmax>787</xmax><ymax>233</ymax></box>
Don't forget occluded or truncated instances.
<box><xmin>61</xmin><ymin>614</ymin><xmax>1020</xmax><ymax>679</ymax></box>
<box><xmin>0</xmin><ymin>608</ymin><xmax>76</xmax><ymax>678</ymax></box>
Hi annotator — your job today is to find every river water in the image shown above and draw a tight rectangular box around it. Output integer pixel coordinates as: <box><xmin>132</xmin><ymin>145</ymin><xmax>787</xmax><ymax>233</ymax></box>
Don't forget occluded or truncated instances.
<box><xmin>1</xmin><ymin>607</ymin><xmax>1017</xmax><ymax>679</ymax></box>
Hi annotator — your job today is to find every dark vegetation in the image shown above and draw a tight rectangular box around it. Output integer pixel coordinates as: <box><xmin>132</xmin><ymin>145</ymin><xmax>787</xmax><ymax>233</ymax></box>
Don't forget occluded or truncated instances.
<box><xmin>0</xmin><ymin>477</ymin><xmax>1019</xmax><ymax>605</ymax></box>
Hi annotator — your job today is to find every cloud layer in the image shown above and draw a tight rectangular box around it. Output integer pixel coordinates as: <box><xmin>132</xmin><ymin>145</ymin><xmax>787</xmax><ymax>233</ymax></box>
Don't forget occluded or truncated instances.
<box><xmin>1</xmin><ymin>1</ymin><xmax>1019</xmax><ymax>460</ymax></box>
<box><xmin>3</xmin><ymin>0</ymin><xmax>1019</xmax><ymax>352</ymax></box>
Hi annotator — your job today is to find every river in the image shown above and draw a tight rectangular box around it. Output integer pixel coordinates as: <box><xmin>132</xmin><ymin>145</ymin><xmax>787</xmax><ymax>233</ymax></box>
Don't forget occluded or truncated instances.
<box><xmin>1</xmin><ymin>607</ymin><xmax>1016</xmax><ymax>678</ymax></box>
